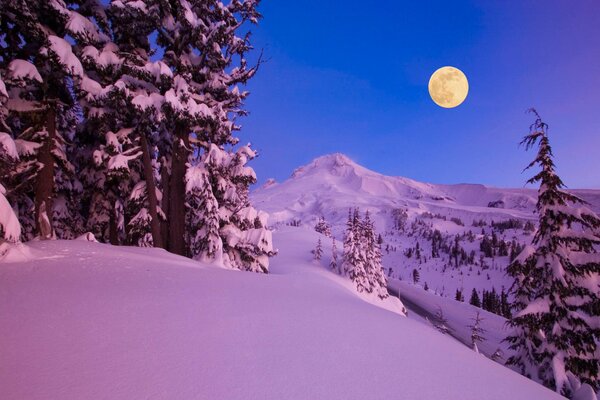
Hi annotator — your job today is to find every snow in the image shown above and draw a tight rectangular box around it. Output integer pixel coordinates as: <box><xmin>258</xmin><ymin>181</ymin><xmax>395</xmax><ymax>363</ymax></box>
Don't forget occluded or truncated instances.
<box><xmin>46</xmin><ymin>35</ymin><xmax>84</xmax><ymax>77</ymax></box>
<box><xmin>0</xmin><ymin>132</ymin><xmax>19</xmax><ymax>160</ymax></box>
<box><xmin>6</xmin><ymin>59</ymin><xmax>42</xmax><ymax>82</ymax></box>
<box><xmin>0</xmin><ymin>78</ymin><xmax>7</xmax><ymax>98</ymax></box>
<box><xmin>80</xmin><ymin>76</ymin><xmax>103</xmax><ymax>95</ymax></box>
<box><xmin>0</xmin><ymin>227</ymin><xmax>563</xmax><ymax>400</ymax></box>
<box><xmin>0</xmin><ymin>184</ymin><xmax>21</xmax><ymax>243</ymax></box>
<box><xmin>66</xmin><ymin>11</ymin><xmax>102</xmax><ymax>43</ymax></box>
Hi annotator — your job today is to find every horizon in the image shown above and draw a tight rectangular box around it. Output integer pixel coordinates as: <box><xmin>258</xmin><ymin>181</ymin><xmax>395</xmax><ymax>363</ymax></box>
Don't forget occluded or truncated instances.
<box><xmin>243</xmin><ymin>1</ymin><xmax>600</xmax><ymax>189</ymax></box>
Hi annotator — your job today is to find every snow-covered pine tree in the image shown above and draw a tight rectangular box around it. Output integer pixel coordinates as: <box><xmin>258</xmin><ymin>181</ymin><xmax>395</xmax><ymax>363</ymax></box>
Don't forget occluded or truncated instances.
<box><xmin>342</xmin><ymin>208</ymin><xmax>368</xmax><ymax>292</ymax></box>
<box><xmin>362</xmin><ymin>211</ymin><xmax>388</xmax><ymax>299</ymax></box>
<box><xmin>313</xmin><ymin>237</ymin><xmax>323</xmax><ymax>261</ymax></box>
<box><xmin>78</xmin><ymin>0</ymin><xmax>168</xmax><ymax>248</ymax></box>
<box><xmin>330</xmin><ymin>237</ymin><xmax>338</xmax><ymax>272</ymax></box>
<box><xmin>468</xmin><ymin>311</ymin><xmax>486</xmax><ymax>353</ymax></box>
<box><xmin>185</xmin><ymin>164</ymin><xmax>222</xmax><ymax>262</ymax></box>
<box><xmin>0</xmin><ymin>1</ymin><xmax>100</xmax><ymax>240</ymax></box>
<box><xmin>506</xmin><ymin>109</ymin><xmax>600</xmax><ymax>395</ymax></box>
<box><xmin>153</xmin><ymin>0</ymin><xmax>269</xmax><ymax>267</ymax></box>
<box><xmin>315</xmin><ymin>216</ymin><xmax>332</xmax><ymax>237</ymax></box>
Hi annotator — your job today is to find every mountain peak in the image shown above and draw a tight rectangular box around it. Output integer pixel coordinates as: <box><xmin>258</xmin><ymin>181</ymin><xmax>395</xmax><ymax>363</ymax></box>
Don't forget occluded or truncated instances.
<box><xmin>291</xmin><ymin>153</ymin><xmax>363</xmax><ymax>179</ymax></box>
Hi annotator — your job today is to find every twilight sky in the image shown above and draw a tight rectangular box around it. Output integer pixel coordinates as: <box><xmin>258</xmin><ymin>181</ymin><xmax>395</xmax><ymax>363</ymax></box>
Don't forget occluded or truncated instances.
<box><xmin>241</xmin><ymin>0</ymin><xmax>600</xmax><ymax>188</ymax></box>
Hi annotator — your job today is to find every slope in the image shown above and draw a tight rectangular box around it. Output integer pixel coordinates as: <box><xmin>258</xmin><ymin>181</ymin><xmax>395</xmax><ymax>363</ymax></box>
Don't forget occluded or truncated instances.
<box><xmin>0</xmin><ymin>229</ymin><xmax>562</xmax><ymax>400</ymax></box>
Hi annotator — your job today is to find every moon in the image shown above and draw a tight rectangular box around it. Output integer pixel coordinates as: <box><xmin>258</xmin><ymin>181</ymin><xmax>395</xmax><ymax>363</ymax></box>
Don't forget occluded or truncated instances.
<box><xmin>428</xmin><ymin>66</ymin><xmax>469</xmax><ymax>108</ymax></box>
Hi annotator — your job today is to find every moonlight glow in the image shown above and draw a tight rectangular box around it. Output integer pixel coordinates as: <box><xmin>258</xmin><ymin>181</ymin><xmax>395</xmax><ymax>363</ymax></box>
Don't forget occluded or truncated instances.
<box><xmin>428</xmin><ymin>66</ymin><xmax>469</xmax><ymax>108</ymax></box>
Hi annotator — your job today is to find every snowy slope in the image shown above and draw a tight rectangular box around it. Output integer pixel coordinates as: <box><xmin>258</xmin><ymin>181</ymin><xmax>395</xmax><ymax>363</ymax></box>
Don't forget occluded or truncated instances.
<box><xmin>0</xmin><ymin>230</ymin><xmax>562</xmax><ymax>400</ymax></box>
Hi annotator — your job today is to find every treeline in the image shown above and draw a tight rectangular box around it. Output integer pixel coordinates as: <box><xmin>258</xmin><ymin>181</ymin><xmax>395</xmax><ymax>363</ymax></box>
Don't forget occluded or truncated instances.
<box><xmin>0</xmin><ymin>1</ymin><xmax>274</xmax><ymax>271</ymax></box>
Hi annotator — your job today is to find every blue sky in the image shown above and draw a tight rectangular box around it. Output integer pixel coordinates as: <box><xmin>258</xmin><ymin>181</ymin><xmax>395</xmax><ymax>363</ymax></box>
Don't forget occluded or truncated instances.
<box><xmin>240</xmin><ymin>0</ymin><xmax>600</xmax><ymax>188</ymax></box>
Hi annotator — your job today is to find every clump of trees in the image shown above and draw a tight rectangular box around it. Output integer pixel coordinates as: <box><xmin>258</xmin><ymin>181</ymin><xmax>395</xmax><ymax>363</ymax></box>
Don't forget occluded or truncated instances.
<box><xmin>341</xmin><ymin>208</ymin><xmax>388</xmax><ymax>299</ymax></box>
<box><xmin>0</xmin><ymin>1</ymin><xmax>274</xmax><ymax>272</ymax></box>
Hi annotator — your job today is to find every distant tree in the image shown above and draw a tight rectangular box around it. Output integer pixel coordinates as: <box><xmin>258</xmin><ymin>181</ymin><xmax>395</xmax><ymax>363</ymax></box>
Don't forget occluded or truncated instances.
<box><xmin>412</xmin><ymin>268</ymin><xmax>420</xmax><ymax>284</ymax></box>
<box><xmin>469</xmin><ymin>288</ymin><xmax>481</xmax><ymax>308</ymax></box>
<box><xmin>314</xmin><ymin>216</ymin><xmax>331</xmax><ymax>237</ymax></box>
<box><xmin>455</xmin><ymin>288</ymin><xmax>464</xmax><ymax>302</ymax></box>
<box><xmin>313</xmin><ymin>237</ymin><xmax>323</xmax><ymax>261</ymax></box>
<box><xmin>506</xmin><ymin>109</ymin><xmax>600</xmax><ymax>395</ymax></box>
<box><xmin>468</xmin><ymin>311</ymin><xmax>486</xmax><ymax>353</ymax></box>
<box><xmin>330</xmin><ymin>237</ymin><xmax>338</xmax><ymax>273</ymax></box>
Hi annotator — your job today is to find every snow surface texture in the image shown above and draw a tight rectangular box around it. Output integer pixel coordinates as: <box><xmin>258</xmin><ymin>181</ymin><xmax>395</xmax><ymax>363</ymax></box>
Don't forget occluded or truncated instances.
<box><xmin>0</xmin><ymin>227</ymin><xmax>562</xmax><ymax>400</ymax></box>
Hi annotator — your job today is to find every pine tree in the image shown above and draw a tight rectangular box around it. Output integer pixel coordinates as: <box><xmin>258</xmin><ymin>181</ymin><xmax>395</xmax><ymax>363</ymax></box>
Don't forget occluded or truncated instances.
<box><xmin>468</xmin><ymin>311</ymin><xmax>486</xmax><ymax>353</ymax></box>
<box><xmin>363</xmin><ymin>211</ymin><xmax>388</xmax><ymax>299</ymax></box>
<box><xmin>314</xmin><ymin>216</ymin><xmax>331</xmax><ymax>237</ymax></box>
<box><xmin>469</xmin><ymin>289</ymin><xmax>481</xmax><ymax>308</ymax></box>
<box><xmin>506</xmin><ymin>109</ymin><xmax>600</xmax><ymax>395</ymax></box>
<box><xmin>313</xmin><ymin>237</ymin><xmax>323</xmax><ymax>261</ymax></box>
<box><xmin>342</xmin><ymin>208</ymin><xmax>368</xmax><ymax>292</ymax></box>
<box><xmin>412</xmin><ymin>268</ymin><xmax>420</xmax><ymax>284</ymax></box>
<box><xmin>455</xmin><ymin>289</ymin><xmax>464</xmax><ymax>302</ymax></box>
<box><xmin>330</xmin><ymin>237</ymin><xmax>338</xmax><ymax>272</ymax></box>
<box><xmin>1</xmin><ymin>1</ymin><xmax>100</xmax><ymax>240</ymax></box>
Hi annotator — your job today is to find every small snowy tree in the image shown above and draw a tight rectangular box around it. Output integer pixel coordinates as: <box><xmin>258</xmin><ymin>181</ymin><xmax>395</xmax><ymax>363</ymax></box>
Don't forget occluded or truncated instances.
<box><xmin>313</xmin><ymin>237</ymin><xmax>323</xmax><ymax>261</ymax></box>
<box><xmin>330</xmin><ymin>237</ymin><xmax>338</xmax><ymax>272</ymax></box>
<box><xmin>342</xmin><ymin>208</ymin><xmax>368</xmax><ymax>291</ymax></box>
<box><xmin>506</xmin><ymin>109</ymin><xmax>600</xmax><ymax>395</ymax></box>
<box><xmin>314</xmin><ymin>216</ymin><xmax>331</xmax><ymax>237</ymax></box>
<box><xmin>468</xmin><ymin>311</ymin><xmax>486</xmax><ymax>353</ymax></box>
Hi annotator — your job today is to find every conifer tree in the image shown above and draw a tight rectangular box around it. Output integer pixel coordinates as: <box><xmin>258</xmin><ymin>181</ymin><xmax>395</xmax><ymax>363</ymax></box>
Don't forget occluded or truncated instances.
<box><xmin>1</xmin><ymin>1</ymin><xmax>100</xmax><ymax>239</ymax></box>
<box><xmin>330</xmin><ymin>237</ymin><xmax>338</xmax><ymax>272</ymax></box>
<box><xmin>468</xmin><ymin>311</ymin><xmax>486</xmax><ymax>353</ymax></box>
<box><xmin>313</xmin><ymin>237</ymin><xmax>323</xmax><ymax>261</ymax></box>
<box><xmin>506</xmin><ymin>109</ymin><xmax>600</xmax><ymax>395</ymax></box>
<box><xmin>469</xmin><ymin>288</ymin><xmax>481</xmax><ymax>308</ymax></box>
<box><xmin>314</xmin><ymin>216</ymin><xmax>332</xmax><ymax>237</ymax></box>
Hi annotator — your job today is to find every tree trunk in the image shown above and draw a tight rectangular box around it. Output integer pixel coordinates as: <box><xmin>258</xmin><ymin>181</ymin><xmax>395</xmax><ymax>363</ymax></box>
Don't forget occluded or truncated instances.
<box><xmin>35</xmin><ymin>106</ymin><xmax>56</xmax><ymax>240</ymax></box>
<box><xmin>109</xmin><ymin>200</ymin><xmax>119</xmax><ymax>245</ymax></box>
<box><xmin>139</xmin><ymin>132</ymin><xmax>163</xmax><ymax>248</ymax></box>
<box><xmin>160</xmin><ymin>159</ymin><xmax>170</xmax><ymax>246</ymax></box>
<box><xmin>168</xmin><ymin>128</ymin><xmax>189</xmax><ymax>256</ymax></box>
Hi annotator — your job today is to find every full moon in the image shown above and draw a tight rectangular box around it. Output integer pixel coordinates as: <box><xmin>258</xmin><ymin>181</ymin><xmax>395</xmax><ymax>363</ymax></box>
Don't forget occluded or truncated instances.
<box><xmin>428</xmin><ymin>66</ymin><xmax>469</xmax><ymax>108</ymax></box>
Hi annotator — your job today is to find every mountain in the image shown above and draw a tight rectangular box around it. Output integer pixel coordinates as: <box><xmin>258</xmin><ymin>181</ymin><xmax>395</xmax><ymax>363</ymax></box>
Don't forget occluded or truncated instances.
<box><xmin>253</xmin><ymin>153</ymin><xmax>600</xmax><ymax>303</ymax></box>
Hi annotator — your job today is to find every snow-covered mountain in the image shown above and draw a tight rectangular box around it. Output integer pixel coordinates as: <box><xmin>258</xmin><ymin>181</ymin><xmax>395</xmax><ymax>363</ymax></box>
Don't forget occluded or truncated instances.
<box><xmin>253</xmin><ymin>153</ymin><xmax>600</xmax><ymax>224</ymax></box>
<box><xmin>253</xmin><ymin>153</ymin><xmax>600</xmax><ymax>303</ymax></box>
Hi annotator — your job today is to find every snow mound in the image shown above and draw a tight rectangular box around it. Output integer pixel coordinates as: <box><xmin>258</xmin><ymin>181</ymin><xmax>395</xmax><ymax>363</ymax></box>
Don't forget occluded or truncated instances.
<box><xmin>0</xmin><ymin>230</ymin><xmax>562</xmax><ymax>400</ymax></box>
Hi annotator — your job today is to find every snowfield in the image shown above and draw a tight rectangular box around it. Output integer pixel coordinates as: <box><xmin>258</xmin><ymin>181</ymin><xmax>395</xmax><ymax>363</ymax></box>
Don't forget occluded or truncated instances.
<box><xmin>0</xmin><ymin>227</ymin><xmax>562</xmax><ymax>400</ymax></box>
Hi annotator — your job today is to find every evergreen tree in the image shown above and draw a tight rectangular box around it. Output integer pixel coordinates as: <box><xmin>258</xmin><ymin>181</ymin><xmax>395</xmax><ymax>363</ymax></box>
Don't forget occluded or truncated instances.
<box><xmin>330</xmin><ymin>237</ymin><xmax>338</xmax><ymax>272</ymax></box>
<box><xmin>469</xmin><ymin>288</ymin><xmax>481</xmax><ymax>308</ymax></box>
<box><xmin>412</xmin><ymin>268</ymin><xmax>420</xmax><ymax>284</ymax></box>
<box><xmin>468</xmin><ymin>311</ymin><xmax>486</xmax><ymax>353</ymax></box>
<box><xmin>506</xmin><ymin>109</ymin><xmax>600</xmax><ymax>395</ymax></box>
<box><xmin>342</xmin><ymin>208</ymin><xmax>368</xmax><ymax>292</ymax></box>
<box><xmin>0</xmin><ymin>1</ymin><xmax>100</xmax><ymax>240</ymax></box>
<box><xmin>314</xmin><ymin>216</ymin><xmax>331</xmax><ymax>237</ymax></box>
<box><xmin>313</xmin><ymin>237</ymin><xmax>323</xmax><ymax>261</ymax></box>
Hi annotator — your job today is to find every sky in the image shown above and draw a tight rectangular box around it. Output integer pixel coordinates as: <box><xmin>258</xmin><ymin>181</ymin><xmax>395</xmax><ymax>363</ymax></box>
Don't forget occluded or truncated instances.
<box><xmin>240</xmin><ymin>0</ymin><xmax>600</xmax><ymax>188</ymax></box>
